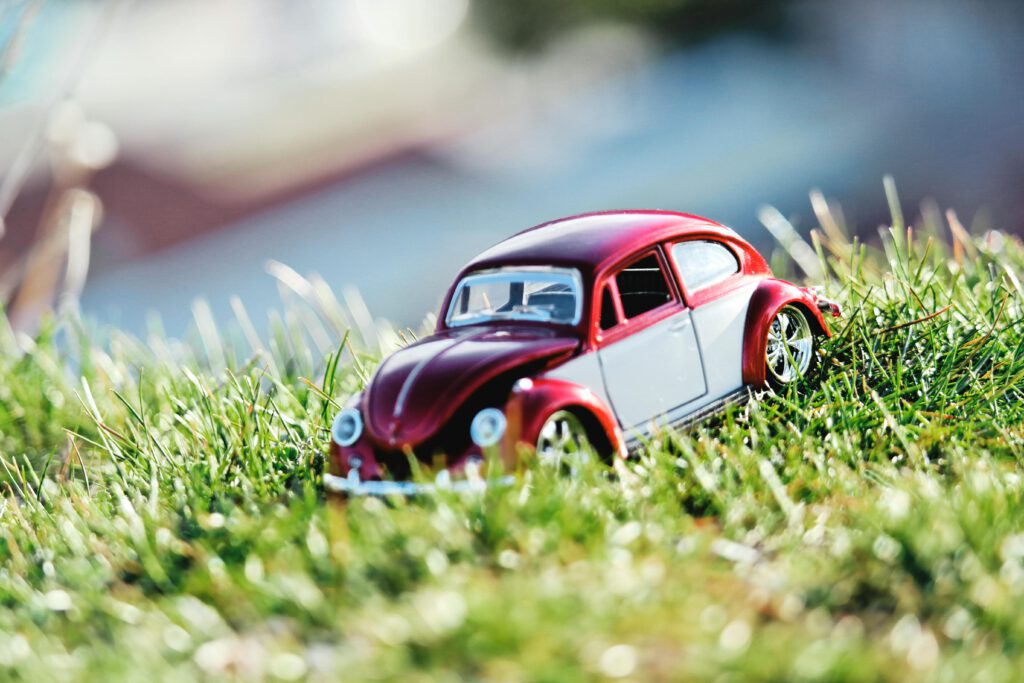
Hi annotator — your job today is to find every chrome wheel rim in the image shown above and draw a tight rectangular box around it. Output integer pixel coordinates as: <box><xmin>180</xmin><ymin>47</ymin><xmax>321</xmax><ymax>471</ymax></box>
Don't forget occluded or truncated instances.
<box><xmin>536</xmin><ymin>410</ymin><xmax>591</xmax><ymax>473</ymax></box>
<box><xmin>766</xmin><ymin>305</ymin><xmax>813</xmax><ymax>384</ymax></box>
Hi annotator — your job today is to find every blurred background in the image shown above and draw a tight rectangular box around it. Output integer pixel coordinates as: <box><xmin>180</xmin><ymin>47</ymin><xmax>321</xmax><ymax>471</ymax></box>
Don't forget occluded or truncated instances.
<box><xmin>2</xmin><ymin>0</ymin><xmax>1023</xmax><ymax>338</ymax></box>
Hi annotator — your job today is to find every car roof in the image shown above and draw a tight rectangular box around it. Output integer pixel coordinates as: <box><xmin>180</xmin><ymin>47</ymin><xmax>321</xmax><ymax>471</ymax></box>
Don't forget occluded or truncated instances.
<box><xmin>462</xmin><ymin>210</ymin><xmax>739</xmax><ymax>276</ymax></box>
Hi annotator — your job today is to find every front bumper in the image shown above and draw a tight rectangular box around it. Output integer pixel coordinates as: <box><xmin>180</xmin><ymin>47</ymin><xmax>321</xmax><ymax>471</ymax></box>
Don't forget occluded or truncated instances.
<box><xmin>322</xmin><ymin>470</ymin><xmax>516</xmax><ymax>496</ymax></box>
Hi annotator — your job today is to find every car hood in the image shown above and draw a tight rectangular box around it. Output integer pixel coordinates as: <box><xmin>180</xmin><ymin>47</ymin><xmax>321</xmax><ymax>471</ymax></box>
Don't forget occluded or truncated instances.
<box><xmin>363</xmin><ymin>326</ymin><xmax>579</xmax><ymax>449</ymax></box>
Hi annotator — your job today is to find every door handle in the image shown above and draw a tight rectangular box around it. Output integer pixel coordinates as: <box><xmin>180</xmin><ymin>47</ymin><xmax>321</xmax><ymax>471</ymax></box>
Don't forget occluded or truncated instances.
<box><xmin>668</xmin><ymin>317</ymin><xmax>691</xmax><ymax>333</ymax></box>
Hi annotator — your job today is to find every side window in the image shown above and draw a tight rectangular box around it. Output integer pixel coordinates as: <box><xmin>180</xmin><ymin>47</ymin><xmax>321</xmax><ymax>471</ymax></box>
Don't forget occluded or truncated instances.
<box><xmin>614</xmin><ymin>253</ymin><xmax>673</xmax><ymax>319</ymax></box>
<box><xmin>599</xmin><ymin>285</ymin><xmax>619</xmax><ymax>330</ymax></box>
<box><xmin>672</xmin><ymin>240</ymin><xmax>739</xmax><ymax>291</ymax></box>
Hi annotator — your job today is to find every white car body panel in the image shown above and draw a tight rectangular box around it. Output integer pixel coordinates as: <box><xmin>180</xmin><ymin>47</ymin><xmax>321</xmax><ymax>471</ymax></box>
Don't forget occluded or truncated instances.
<box><xmin>632</xmin><ymin>281</ymin><xmax>757</xmax><ymax>437</ymax></box>
<box><xmin>541</xmin><ymin>280</ymin><xmax>758</xmax><ymax>443</ymax></box>
<box><xmin>597</xmin><ymin>308</ymin><xmax>707</xmax><ymax>429</ymax></box>
<box><xmin>544</xmin><ymin>351</ymin><xmax>615</xmax><ymax>410</ymax></box>
<box><xmin>688</xmin><ymin>281</ymin><xmax>758</xmax><ymax>399</ymax></box>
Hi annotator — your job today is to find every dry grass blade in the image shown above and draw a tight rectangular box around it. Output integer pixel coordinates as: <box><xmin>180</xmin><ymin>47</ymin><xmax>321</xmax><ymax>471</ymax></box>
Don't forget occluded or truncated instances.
<box><xmin>877</xmin><ymin>304</ymin><xmax>952</xmax><ymax>333</ymax></box>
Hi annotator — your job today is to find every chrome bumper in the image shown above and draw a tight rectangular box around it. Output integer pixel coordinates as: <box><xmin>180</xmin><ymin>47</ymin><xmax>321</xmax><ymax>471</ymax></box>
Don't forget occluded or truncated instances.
<box><xmin>322</xmin><ymin>471</ymin><xmax>515</xmax><ymax>496</ymax></box>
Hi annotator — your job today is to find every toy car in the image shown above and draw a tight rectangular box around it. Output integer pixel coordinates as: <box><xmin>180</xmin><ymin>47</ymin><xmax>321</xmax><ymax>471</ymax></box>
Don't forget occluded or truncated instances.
<box><xmin>324</xmin><ymin>210</ymin><xmax>840</xmax><ymax>495</ymax></box>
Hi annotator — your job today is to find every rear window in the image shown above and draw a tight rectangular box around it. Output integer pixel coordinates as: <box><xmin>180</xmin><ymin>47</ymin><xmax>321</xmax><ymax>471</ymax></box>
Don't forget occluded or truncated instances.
<box><xmin>672</xmin><ymin>240</ymin><xmax>739</xmax><ymax>291</ymax></box>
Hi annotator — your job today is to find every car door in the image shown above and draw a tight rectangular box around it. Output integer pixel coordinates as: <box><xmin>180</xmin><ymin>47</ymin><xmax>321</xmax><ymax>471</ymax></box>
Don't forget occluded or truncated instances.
<box><xmin>596</xmin><ymin>250</ymin><xmax>707</xmax><ymax>429</ymax></box>
<box><xmin>669</xmin><ymin>239</ymin><xmax>757</xmax><ymax>399</ymax></box>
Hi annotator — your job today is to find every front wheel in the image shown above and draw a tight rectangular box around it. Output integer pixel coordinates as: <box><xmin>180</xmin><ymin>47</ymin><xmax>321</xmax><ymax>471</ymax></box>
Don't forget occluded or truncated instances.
<box><xmin>765</xmin><ymin>305</ymin><xmax>815</xmax><ymax>388</ymax></box>
<box><xmin>536</xmin><ymin>410</ymin><xmax>594</xmax><ymax>474</ymax></box>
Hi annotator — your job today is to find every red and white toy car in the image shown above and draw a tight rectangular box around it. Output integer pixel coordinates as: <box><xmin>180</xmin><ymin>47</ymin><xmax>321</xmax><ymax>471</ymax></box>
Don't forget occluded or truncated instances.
<box><xmin>325</xmin><ymin>211</ymin><xmax>840</xmax><ymax>495</ymax></box>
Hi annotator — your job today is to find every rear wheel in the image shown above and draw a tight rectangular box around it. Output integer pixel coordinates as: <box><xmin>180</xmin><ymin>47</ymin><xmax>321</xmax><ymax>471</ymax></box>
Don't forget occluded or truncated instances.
<box><xmin>536</xmin><ymin>410</ymin><xmax>594</xmax><ymax>475</ymax></box>
<box><xmin>765</xmin><ymin>305</ymin><xmax>815</xmax><ymax>387</ymax></box>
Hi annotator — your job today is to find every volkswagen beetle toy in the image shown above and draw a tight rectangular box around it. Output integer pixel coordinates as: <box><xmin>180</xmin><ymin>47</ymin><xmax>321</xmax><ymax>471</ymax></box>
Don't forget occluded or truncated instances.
<box><xmin>325</xmin><ymin>210</ymin><xmax>840</xmax><ymax>495</ymax></box>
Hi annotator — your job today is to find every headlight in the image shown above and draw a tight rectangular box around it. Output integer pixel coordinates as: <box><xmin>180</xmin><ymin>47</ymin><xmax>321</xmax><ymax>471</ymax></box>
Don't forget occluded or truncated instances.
<box><xmin>331</xmin><ymin>408</ymin><xmax>363</xmax><ymax>447</ymax></box>
<box><xmin>470</xmin><ymin>408</ymin><xmax>506</xmax><ymax>448</ymax></box>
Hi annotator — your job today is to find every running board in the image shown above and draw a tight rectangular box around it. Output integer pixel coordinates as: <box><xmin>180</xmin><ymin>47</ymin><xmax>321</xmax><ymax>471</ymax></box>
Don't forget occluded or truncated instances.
<box><xmin>623</xmin><ymin>387</ymin><xmax>752</xmax><ymax>454</ymax></box>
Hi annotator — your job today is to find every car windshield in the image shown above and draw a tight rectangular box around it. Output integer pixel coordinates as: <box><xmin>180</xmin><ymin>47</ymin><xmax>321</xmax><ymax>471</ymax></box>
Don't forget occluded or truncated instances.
<box><xmin>446</xmin><ymin>268</ymin><xmax>583</xmax><ymax>327</ymax></box>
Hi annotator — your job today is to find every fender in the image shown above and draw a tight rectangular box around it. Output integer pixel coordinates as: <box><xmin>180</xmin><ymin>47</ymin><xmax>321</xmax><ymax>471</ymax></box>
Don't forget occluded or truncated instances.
<box><xmin>741</xmin><ymin>279</ymin><xmax>832</xmax><ymax>387</ymax></box>
<box><xmin>502</xmin><ymin>377</ymin><xmax>628</xmax><ymax>464</ymax></box>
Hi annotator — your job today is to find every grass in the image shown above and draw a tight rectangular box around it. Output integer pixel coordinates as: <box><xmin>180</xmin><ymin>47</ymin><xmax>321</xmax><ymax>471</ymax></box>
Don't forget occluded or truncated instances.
<box><xmin>3</xmin><ymin>187</ymin><xmax>1024</xmax><ymax>681</ymax></box>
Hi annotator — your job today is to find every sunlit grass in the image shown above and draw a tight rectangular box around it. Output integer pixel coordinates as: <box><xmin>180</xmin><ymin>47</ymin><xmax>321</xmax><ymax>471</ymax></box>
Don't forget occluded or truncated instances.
<box><xmin>2</xmin><ymin>187</ymin><xmax>1024</xmax><ymax>680</ymax></box>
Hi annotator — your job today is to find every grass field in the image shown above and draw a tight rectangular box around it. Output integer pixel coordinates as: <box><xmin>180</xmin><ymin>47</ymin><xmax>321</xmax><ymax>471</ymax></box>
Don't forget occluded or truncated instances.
<box><xmin>3</xmin><ymin>187</ymin><xmax>1024</xmax><ymax>681</ymax></box>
